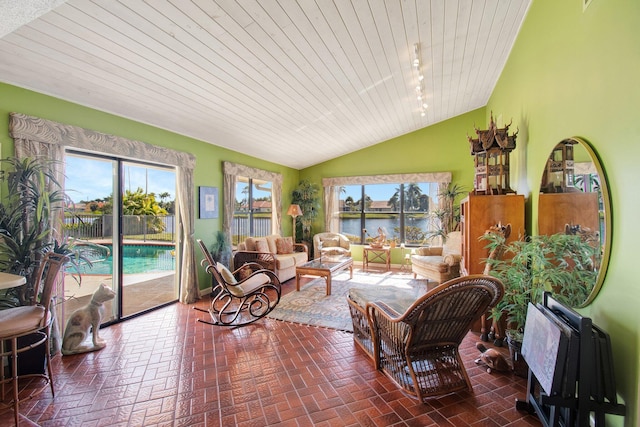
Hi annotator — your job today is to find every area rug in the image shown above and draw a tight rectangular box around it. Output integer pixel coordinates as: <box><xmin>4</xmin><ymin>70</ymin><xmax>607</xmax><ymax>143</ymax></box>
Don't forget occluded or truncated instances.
<box><xmin>266</xmin><ymin>271</ymin><xmax>433</xmax><ymax>332</ymax></box>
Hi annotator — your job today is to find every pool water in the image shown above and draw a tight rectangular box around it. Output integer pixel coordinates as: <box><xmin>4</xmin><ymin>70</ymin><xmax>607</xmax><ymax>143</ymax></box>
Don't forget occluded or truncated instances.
<box><xmin>73</xmin><ymin>244</ymin><xmax>176</xmax><ymax>275</ymax></box>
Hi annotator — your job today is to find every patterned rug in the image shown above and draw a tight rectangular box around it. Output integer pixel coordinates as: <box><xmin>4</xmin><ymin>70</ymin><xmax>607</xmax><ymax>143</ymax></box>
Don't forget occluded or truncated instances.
<box><xmin>267</xmin><ymin>271</ymin><xmax>433</xmax><ymax>332</ymax></box>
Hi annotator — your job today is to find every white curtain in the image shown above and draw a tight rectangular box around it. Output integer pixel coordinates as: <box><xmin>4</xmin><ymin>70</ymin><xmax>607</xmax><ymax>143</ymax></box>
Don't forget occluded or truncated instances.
<box><xmin>176</xmin><ymin>167</ymin><xmax>198</xmax><ymax>303</ymax></box>
<box><xmin>321</xmin><ymin>172</ymin><xmax>452</xmax><ymax>233</ymax></box>
<box><xmin>222</xmin><ymin>166</ymin><xmax>237</xmax><ymax>244</ymax></box>
<box><xmin>9</xmin><ymin>113</ymin><xmax>199</xmax><ymax>307</ymax></box>
<box><xmin>222</xmin><ymin>161</ymin><xmax>283</xmax><ymax>235</ymax></box>
<box><xmin>323</xmin><ymin>185</ymin><xmax>339</xmax><ymax>232</ymax></box>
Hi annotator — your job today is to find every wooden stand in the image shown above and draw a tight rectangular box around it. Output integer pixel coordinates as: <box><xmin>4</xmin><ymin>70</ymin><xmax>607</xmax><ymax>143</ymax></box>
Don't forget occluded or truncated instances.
<box><xmin>516</xmin><ymin>293</ymin><xmax>626</xmax><ymax>426</ymax></box>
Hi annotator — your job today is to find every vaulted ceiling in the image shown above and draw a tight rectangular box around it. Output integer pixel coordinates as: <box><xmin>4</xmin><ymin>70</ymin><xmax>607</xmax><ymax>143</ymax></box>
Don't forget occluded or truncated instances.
<box><xmin>0</xmin><ymin>0</ymin><xmax>531</xmax><ymax>169</ymax></box>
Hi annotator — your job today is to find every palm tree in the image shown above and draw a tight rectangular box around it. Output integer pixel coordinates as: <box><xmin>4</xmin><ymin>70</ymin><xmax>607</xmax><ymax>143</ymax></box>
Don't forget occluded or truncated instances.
<box><xmin>387</xmin><ymin>187</ymin><xmax>401</xmax><ymax>210</ymax></box>
<box><xmin>404</xmin><ymin>183</ymin><xmax>423</xmax><ymax>211</ymax></box>
<box><xmin>344</xmin><ymin>196</ymin><xmax>355</xmax><ymax>211</ymax></box>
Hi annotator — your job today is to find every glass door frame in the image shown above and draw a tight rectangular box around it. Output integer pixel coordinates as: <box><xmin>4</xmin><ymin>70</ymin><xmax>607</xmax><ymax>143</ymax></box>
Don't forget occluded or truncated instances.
<box><xmin>64</xmin><ymin>150</ymin><xmax>179</xmax><ymax>326</ymax></box>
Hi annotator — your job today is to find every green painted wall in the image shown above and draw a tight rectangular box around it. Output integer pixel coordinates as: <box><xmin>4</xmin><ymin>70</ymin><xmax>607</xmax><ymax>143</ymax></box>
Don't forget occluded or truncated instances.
<box><xmin>303</xmin><ymin>0</ymin><xmax>640</xmax><ymax>424</ymax></box>
<box><xmin>486</xmin><ymin>0</ymin><xmax>639</xmax><ymax>425</ymax></box>
<box><xmin>1</xmin><ymin>0</ymin><xmax>638</xmax><ymax>422</ymax></box>
<box><xmin>300</xmin><ymin>108</ymin><xmax>486</xmax><ymax>264</ymax></box>
<box><xmin>0</xmin><ymin>83</ymin><xmax>301</xmax><ymax>290</ymax></box>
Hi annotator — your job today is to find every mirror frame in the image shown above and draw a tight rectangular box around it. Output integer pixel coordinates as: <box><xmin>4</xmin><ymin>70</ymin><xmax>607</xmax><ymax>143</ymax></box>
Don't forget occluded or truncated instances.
<box><xmin>539</xmin><ymin>137</ymin><xmax>612</xmax><ymax>307</ymax></box>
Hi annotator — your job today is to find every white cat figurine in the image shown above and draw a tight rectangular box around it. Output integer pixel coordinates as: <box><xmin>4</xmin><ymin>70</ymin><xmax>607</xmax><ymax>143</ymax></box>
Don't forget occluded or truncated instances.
<box><xmin>62</xmin><ymin>283</ymin><xmax>116</xmax><ymax>355</ymax></box>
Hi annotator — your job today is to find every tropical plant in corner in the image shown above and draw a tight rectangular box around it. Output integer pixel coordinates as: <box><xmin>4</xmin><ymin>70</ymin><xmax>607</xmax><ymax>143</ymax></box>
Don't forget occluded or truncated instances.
<box><xmin>291</xmin><ymin>179</ymin><xmax>320</xmax><ymax>244</ymax></box>
<box><xmin>429</xmin><ymin>183</ymin><xmax>465</xmax><ymax>243</ymax></box>
<box><xmin>210</xmin><ymin>230</ymin><xmax>232</xmax><ymax>268</ymax></box>
<box><xmin>0</xmin><ymin>156</ymin><xmax>66</xmax><ymax>306</ymax></box>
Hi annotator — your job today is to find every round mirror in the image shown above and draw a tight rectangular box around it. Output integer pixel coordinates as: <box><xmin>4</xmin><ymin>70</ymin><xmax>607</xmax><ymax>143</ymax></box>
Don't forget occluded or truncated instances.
<box><xmin>538</xmin><ymin>137</ymin><xmax>611</xmax><ymax>307</ymax></box>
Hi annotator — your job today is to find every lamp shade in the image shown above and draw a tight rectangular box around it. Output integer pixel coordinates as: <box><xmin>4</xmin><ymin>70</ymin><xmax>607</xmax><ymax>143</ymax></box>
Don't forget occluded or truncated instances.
<box><xmin>287</xmin><ymin>204</ymin><xmax>303</xmax><ymax>217</ymax></box>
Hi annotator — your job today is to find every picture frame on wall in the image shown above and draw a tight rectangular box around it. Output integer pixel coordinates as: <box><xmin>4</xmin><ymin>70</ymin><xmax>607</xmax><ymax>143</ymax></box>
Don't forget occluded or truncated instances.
<box><xmin>199</xmin><ymin>186</ymin><xmax>218</xmax><ymax>219</ymax></box>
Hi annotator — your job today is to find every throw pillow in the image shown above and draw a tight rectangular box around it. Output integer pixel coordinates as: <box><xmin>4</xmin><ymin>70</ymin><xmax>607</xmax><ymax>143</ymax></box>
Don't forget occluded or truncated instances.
<box><xmin>245</xmin><ymin>237</ymin><xmax>257</xmax><ymax>251</ymax></box>
<box><xmin>238</xmin><ymin>265</ymin><xmax>253</xmax><ymax>280</ymax></box>
<box><xmin>276</xmin><ymin>237</ymin><xmax>294</xmax><ymax>254</ymax></box>
<box><xmin>255</xmin><ymin>239</ymin><xmax>271</xmax><ymax>253</ymax></box>
<box><xmin>321</xmin><ymin>237</ymin><xmax>340</xmax><ymax>248</ymax></box>
<box><xmin>216</xmin><ymin>262</ymin><xmax>236</xmax><ymax>284</ymax></box>
<box><xmin>416</xmin><ymin>247</ymin><xmax>431</xmax><ymax>256</ymax></box>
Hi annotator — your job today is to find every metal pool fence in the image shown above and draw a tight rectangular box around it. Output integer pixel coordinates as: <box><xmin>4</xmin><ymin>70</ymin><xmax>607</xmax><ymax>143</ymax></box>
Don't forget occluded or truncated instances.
<box><xmin>64</xmin><ymin>214</ymin><xmax>175</xmax><ymax>242</ymax></box>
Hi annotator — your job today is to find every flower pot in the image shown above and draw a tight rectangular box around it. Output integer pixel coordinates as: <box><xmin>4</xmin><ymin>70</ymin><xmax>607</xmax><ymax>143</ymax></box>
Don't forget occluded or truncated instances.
<box><xmin>507</xmin><ymin>335</ymin><xmax>529</xmax><ymax>378</ymax></box>
<box><xmin>5</xmin><ymin>332</ymin><xmax>47</xmax><ymax>377</ymax></box>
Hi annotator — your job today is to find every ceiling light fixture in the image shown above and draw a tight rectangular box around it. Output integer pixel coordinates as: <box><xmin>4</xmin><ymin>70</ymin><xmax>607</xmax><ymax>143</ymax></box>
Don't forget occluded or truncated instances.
<box><xmin>412</xmin><ymin>43</ymin><xmax>428</xmax><ymax>117</ymax></box>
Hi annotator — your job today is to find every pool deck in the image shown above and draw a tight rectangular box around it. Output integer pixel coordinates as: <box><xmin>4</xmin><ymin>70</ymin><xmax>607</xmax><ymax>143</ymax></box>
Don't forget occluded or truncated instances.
<box><xmin>64</xmin><ymin>271</ymin><xmax>175</xmax><ymax>298</ymax></box>
<box><xmin>65</xmin><ymin>239</ymin><xmax>176</xmax><ymax>298</ymax></box>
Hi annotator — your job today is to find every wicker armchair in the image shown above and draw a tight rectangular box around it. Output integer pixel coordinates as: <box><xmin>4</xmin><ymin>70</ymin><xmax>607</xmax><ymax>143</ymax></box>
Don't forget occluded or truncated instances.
<box><xmin>233</xmin><ymin>235</ymin><xmax>308</xmax><ymax>282</ymax></box>
<box><xmin>366</xmin><ymin>275</ymin><xmax>503</xmax><ymax>401</ymax></box>
<box><xmin>313</xmin><ymin>232</ymin><xmax>351</xmax><ymax>258</ymax></box>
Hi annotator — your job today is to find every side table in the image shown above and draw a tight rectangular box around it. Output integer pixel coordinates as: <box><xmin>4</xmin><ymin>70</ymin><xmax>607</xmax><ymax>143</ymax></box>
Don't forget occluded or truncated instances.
<box><xmin>0</xmin><ymin>272</ymin><xmax>26</xmax><ymax>290</ymax></box>
<box><xmin>363</xmin><ymin>246</ymin><xmax>390</xmax><ymax>271</ymax></box>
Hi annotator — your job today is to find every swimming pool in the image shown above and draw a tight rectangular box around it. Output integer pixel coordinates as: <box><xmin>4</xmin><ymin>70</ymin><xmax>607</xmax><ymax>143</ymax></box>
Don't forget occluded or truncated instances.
<box><xmin>73</xmin><ymin>244</ymin><xmax>176</xmax><ymax>275</ymax></box>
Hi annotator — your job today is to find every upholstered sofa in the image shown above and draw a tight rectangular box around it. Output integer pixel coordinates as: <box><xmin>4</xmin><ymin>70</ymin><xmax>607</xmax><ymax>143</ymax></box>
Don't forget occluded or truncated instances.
<box><xmin>411</xmin><ymin>231</ymin><xmax>462</xmax><ymax>283</ymax></box>
<box><xmin>313</xmin><ymin>232</ymin><xmax>351</xmax><ymax>259</ymax></box>
<box><xmin>233</xmin><ymin>234</ymin><xmax>308</xmax><ymax>282</ymax></box>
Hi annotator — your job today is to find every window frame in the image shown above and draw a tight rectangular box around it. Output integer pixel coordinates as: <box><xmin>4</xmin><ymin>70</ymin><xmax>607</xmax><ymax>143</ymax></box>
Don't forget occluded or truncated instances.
<box><xmin>322</xmin><ymin>172</ymin><xmax>452</xmax><ymax>246</ymax></box>
<box><xmin>222</xmin><ymin>162</ymin><xmax>283</xmax><ymax>247</ymax></box>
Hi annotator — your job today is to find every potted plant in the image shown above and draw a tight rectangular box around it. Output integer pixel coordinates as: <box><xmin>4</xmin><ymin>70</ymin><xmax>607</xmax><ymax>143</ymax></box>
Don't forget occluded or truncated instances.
<box><xmin>481</xmin><ymin>230</ymin><xmax>599</xmax><ymax>376</ymax></box>
<box><xmin>429</xmin><ymin>183</ymin><xmax>465</xmax><ymax>244</ymax></box>
<box><xmin>0</xmin><ymin>156</ymin><xmax>67</xmax><ymax>374</ymax></box>
<box><xmin>0</xmin><ymin>156</ymin><xmax>66</xmax><ymax>306</ymax></box>
<box><xmin>291</xmin><ymin>179</ymin><xmax>320</xmax><ymax>249</ymax></box>
<box><xmin>210</xmin><ymin>230</ymin><xmax>232</xmax><ymax>268</ymax></box>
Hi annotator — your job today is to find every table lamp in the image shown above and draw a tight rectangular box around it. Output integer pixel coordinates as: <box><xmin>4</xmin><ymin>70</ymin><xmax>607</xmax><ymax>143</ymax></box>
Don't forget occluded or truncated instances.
<box><xmin>287</xmin><ymin>204</ymin><xmax>303</xmax><ymax>242</ymax></box>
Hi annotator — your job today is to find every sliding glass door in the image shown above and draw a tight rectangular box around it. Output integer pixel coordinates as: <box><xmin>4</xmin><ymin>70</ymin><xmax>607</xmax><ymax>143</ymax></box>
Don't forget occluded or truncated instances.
<box><xmin>120</xmin><ymin>161</ymin><xmax>177</xmax><ymax>317</ymax></box>
<box><xmin>63</xmin><ymin>152</ymin><xmax>178</xmax><ymax>325</ymax></box>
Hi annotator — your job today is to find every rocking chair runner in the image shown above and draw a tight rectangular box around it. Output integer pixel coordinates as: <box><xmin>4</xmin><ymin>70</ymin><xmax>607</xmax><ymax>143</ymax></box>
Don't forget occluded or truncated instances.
<box><xmin>195</xmin><ymin>239</ymin><xmax>281</xmax><ymax>326</ymax></box>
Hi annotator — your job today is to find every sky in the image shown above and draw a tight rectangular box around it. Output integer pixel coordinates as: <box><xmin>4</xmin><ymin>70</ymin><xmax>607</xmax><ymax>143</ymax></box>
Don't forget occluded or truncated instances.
<box><xmin>65</xmin><ymin>155</ymin><xmax>176</xmax><ymax>203</ymax></box>
<box><xmin>65</xmin><ymin>154</ymin><xmax>436</xmax><ymax>206</ymax></box>
<box><xmin>340</xmin><ymin>183</ymin><xmax>439</xmax><ymax>202</ymax></box>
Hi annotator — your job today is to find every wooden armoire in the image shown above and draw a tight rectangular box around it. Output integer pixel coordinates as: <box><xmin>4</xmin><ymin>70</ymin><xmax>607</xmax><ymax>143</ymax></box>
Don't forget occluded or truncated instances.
<box><xmin>460</xmin><ymin>193</ymin><xmax>525</xmax><ymax>276</ymax></box>
<box><xmin>538</xmin><ymin>192</ymin><xmax>599</xmax><ymax>236</ymax></box>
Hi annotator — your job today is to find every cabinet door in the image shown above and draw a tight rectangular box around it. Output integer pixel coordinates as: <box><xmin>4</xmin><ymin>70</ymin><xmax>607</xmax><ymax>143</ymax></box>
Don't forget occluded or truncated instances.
<box><xmin>538</xmin><ymin>193</ymin><xmax>599</xmax><ymax>236</ymax></box>
<box><xmin>463</xmin><ymin>194</ymin><xmax>525</xmax><ymax>275</ymax></box>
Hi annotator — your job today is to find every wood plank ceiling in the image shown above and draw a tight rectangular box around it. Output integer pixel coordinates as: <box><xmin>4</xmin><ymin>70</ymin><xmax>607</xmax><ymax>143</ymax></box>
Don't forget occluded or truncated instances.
<box><xmin>0</xmin><ymin>0</ymin><xmax>531</xmax><ymax>169</ymax></box>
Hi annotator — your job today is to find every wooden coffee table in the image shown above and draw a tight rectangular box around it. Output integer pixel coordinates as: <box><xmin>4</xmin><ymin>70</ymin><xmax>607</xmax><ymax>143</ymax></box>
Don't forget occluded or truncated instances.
<box><xmin>295</xmin><ymin>257</ymin><xmax>353</xmax><ymax>295</ymax></box>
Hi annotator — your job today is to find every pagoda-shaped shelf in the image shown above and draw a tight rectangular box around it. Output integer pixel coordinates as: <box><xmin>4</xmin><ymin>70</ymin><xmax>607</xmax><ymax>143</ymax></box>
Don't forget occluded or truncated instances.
<box><xmin>468</xmin><ymin>113</ymin><xmax>518</xmax><ymax>195</ymax></box>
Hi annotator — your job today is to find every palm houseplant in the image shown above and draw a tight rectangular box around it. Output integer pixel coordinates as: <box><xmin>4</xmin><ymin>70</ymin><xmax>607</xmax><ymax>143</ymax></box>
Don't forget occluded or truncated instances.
<box><xmin>210</xmin><ymin>230</ymin><xmax>232</xmax><ymax>268</ymax></box>
<box><xmin>428</xmin><ymin>183</ymin><xmax>465</xmax><ymax>244</ymax></box>
<box><xmin>291</xmin><ymin>179</ymin><xmax>320</xmax><ymax>247</ymax></box>
<box><xmin>0</xmin><ymin>156</ymin><xmax>99</xmax><ymax>371</ymax></box>
<box><xmin>0</xmin><ymin>156</ymin><xmax>68</xmax><ymax>306</ymax></box>
<box><xmin>481</xmin><ymin>230</ymin><xmax>599</xmax><ymax>375</ymax></box>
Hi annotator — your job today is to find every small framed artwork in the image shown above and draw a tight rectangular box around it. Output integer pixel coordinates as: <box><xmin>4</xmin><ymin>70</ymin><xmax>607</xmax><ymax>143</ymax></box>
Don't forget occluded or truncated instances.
<box><xmin>199</xmin><ymin>186</ymin><xmax>219</xmax><ymax>219</ymax></box>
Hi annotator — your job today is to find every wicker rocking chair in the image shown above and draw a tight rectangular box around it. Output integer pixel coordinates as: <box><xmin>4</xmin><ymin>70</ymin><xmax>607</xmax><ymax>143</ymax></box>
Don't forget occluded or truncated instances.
<box><xmin>195</xmin><ymin>239</ymin><xmax>281</xmax><ymax>326</ymax></box>
<box><xmin>367</xmin><ymin>275</ymin><xmax>503</xmax><ymax>401</ymax></box>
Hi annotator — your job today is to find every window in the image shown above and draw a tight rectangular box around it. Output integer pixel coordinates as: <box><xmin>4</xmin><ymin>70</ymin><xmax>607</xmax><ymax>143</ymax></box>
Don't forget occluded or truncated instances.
<box><xmin>323</xmin><ymin>172</ymin><xmax>451</xmax><ymax>246</ymax></box>
<box><xmin>233</xmin><ymin>176</ymin><xmax>273</xmax><ymax>243</ymax></box>
<box><xmin>339</xmin><ymin>182</ymin><xmax>439</xmax><ymax>245</ymax></box>
<box><xmin>222</xmin><ymin>162</ymin><xmax>283</xmax><ymax>247</ymax></box>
